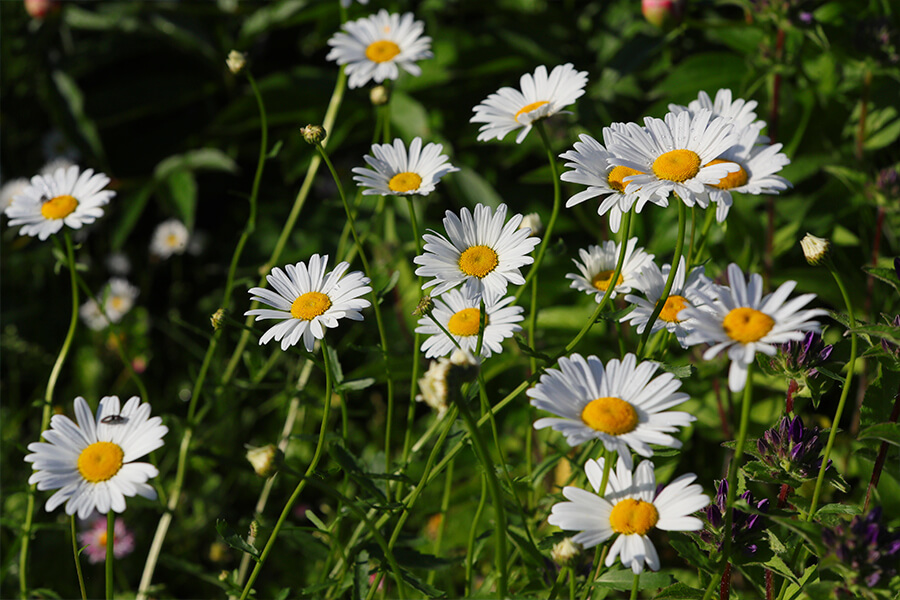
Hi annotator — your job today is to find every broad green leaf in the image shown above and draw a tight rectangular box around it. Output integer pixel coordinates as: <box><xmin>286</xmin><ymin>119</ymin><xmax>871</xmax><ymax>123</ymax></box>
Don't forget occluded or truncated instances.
<box><xmin>653</xmin><ymin>583</ymin><xmax>705</xmax><ymax>599</ymax></box>
<box><xmin>390</xmin><ymin>91</ymin><xmax>430</xmax><ymax>139</ymax></box>
<box><xmin>862</xmin><ymin>266</ymin><xmax>900</xmax><ymax>295</ymax></box>
<box><xmin>451</xmin><ymin>166</ymin><xmax>503</xmax><ymax>209</ymax></box>
<box><xmin>52</xmin><ymin>71</ymin><xmax>106</xmax><ymax>162</ymax></box>
<box><xmin>154</xmin><ymin>148</ymin><xmax>238</xmax><ymax>181</ymax></box>
<box><xmin>858</xmin><ymin>422</ymin><xmax>900</xmax><ymax>447</ymax></box>
<box><xmin>593</xmin><ymin>568</ymin><xmax>672</xmax><ymax>591</ymax></box>
<box><xmin>166</xmin><ymin>170</ymin><xmax>197</xmax><ymax>231</ymax></box>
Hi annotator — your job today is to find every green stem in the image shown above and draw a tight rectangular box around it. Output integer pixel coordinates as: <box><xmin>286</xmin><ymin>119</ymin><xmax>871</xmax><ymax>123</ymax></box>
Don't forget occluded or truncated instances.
<box><xmin>427</xmin><ymin>458</ymin><xmax>454</xmax><ymax>587</ymax></box>
<box><xmin>637</xmin><ymin>201</ymin><xmax>687</xmax><ymax>358</ymax></box>
<box><xmin>106</xmin><ymin>511</ymin><xmax>114</xmax><ymax>600</ymax></box>
<box><xmin>686</xmin><ymin>206</ymin><xmax>697</xmax><ymax>270</ymax></box>
<box><xmin>239</xmin><ymin>342</ymin><xmax>335</xmax><ymax>600</ymax></box>
<box><xmin>315</xmin><ymin>140</ymin><xmax>395</xmax><ymax>474</ymax></box>
<box><xmin>630</xmin><ymin>572</ymin><xmax>640</xmax><ymax>600</ymax></box>
<box><xmin>20</xmin><ymin>232</ymin><xmax>79</xmax><ymax>600</ymax></box>
<box><xmin>700</xmin><ymin>573</ymin><xmax>718</xmax><ymax>600</ymax></box>
<box><xmin>721</xmin><ymin>365</ymin><xmax>754</xmax><ymax>577</ymax></box>
<box><xmin>465</xmin><ymin>474</ymin><xmax>488</xmax><ymax>597</ymax></box>
<box><xmin>548</xmin><ymin>567</ymin><xmax>568</xmax><ymax>600</ymax></box>
<box><xmin>400</xmin><ymin>197</ymin><xmax>424</xmax><ymax>476</ymax></box>
<box><xmin>71</xmin><ymin>516</ymin><xmax>87</xmax><ymax>600</ymax></box>
<box><xmin>457</xmin><ymin>397</ymin><xmax>508</xmax><ymax>599</ymax></box>
<box><xmin>569</xmin><ymin>567</ymin><xmax>577</xmax><ymax>600</ymax></box>
<box><xmin>693</xmin><ymin>207</ymin><xmax>717</xmax><ymax>263</ymax></box>
<box><xmin>807</xmin><ymin>265</ymin><xmax>859</xmax><ymax>520</ymax></box>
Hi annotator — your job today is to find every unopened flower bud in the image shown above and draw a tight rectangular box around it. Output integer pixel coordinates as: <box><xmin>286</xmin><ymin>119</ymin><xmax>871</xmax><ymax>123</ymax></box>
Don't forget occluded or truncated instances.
<box><xmin>300</xmin><ymin>124</ymin><xmax>326</xmax><ymax>145</ymax></box>
<box><xmin>519</xmin><ymin>212</ymin><xmax>543</xmax><ymax>236</ymax></box>
<box><xmin>245</xmin><ymin>444</ymin><xmax>281</xmax><ymax>477</ymax></box>
<box><xmin>413</xmin><ymin>295</ymin><xmax>435</xmax><ymax>317</ymax></box>
<box><xmin>226</xmin><ymin>50</ymin><xmax>246</xmax><ymax>75</ymax></box>
<box><xmin>218</xmin><ymin>570</ymin><xmax>229</xmax><ymax>582</ymax></box>
<box><xmin>24</xmin><ymin>0</ymin><xmax>60</xmax><ymax>19</ymax></box>
<box><xmin>210</xmin><ymin>308</ymin><xmax>226</xmax><ymax>330</ymax></box>
<box><xmin>642</xmin><ymin>0</ymin><xmax>685</xmax><ymax>29</ymax></box>
<box><xmin>551</xmin><ymin>537</ymin><xmax>582</xmax><ymax>566</ymax></box>
<box><xmin>248</xmin><ymin>520</ymin><xmax>259</xmax><ymax>538</ymax></box>
<box><xmin>370</xmin><ymin>85</ymin><xmax>390</xmax><ymax>106</ymax></box>
<box><xmin>800</xmin><ymin>233</ymin><xmax>830</xmax><ymax>266</ymax></box>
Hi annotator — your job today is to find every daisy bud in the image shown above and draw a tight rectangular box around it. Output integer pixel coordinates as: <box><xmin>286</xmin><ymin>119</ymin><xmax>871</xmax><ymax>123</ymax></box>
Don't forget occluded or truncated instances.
<box><xmin>370</xmin><ymin>85</ymin><xmax>390</xmax><ymax>106</ymax></box>
<box><xmin>800</xmin><ymin>233</ymin><xmax>830</xmax><ymax>266</ymax></box>
<box><xmin>210</xmin><ymin>308</ymin><xmax>226</xmax><ymax>330</ymax></box>
<box><xmin>551</xmin><ymin>537</ymin><xmax>582</xmax><ymax>566</ymax></box>
<box><xmin>226</xmin><ymin>50</ymin><xmax>247</xmax><ymax>75</ymax></box>
<box><xmin>413</xmin><ymin>295</ymin><xmax>434</xmax><ymax>317</ymax></box>
<box><xmin>641</xmin><ymin>0</ymin><xmax>685</xmax><ymax>29</ymax></box>
<box><xmin>24</xmin><ymin>0</ymin><xmax>60</xmax><ymax>19</ymax></box>
<box><xmin>245</xmin><ymin>444</ymin><xmax>281</xmax><ymax>477</ymax></box>
<box><xmin>519</xmin><ymin>212</ymin><xmax>543</xmax><ymax>236</ymax></box>
<box><xmin>248</xmin><ymin>520</ymin><xmax>259</xmax><ymax>538</ymax></box>
<box><xmin>300</xmin><ymin>125</ymin><xmax>326</xmax><ymax>145</ymax></box>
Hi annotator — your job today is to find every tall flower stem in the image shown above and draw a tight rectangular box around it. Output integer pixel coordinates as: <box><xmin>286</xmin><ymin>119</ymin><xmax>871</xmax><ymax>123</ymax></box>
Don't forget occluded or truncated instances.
<box><xmin>20</xmin><ymin>232</ymin><xmax>79</xmax><ymax>599</ymax></box>
<box><xmin>137</xmin><ymin>67</ymin><xmax>271</xmax><ymax>600</ymax></box>
<box><xmin>426</xmin><ymin>458</ymin><xmax>454</xmax><ymax>586</ymax></box>
<box><xmin>238</xmin><ymin>343</ymin><xmax>335</xmax><ymax>600</ymax></box>
<box><xmin>106</xmin><ymin>511</ymin><xmax>114</xmax><ymax>600</ymax></box>
<box><xmin>630</xmin><ymin>573</ymin><xmax>641</xmax><ymax>600</ymax></box>
<box><xmin>71</xmin><ymin>516</ymin><xmax>87</xmax><ymax>600</ymax></box>
<box><xmin>807</xmin><ymin>265</ymin><xmax>859</xmax><ymax>520</ymax></box>
<box><xmin>315</xmin><ymin>141</ymin><xmax>395</xmax><ymax>474</ymax></box>
<box><xmin>400</xmin><ymin>196</ymin><xmax>424</xmax><ymax>476</ymax></box>
<box><xmin>637</xmin><ymin>201</ymin><xmax>686</xmax><ymax>358</ymax></box>
<box><xmin>222</xmin><ymin>67</ymin><xmax>347</xmax><ymax>385</ymax></box>
<box><xmin>465</xmin><ymin>474</ymin><xmax>488</xmax><ymax>597</ymax></box>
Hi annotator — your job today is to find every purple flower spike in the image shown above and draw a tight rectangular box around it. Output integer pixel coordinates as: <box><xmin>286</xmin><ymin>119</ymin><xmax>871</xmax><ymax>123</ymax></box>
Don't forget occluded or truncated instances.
<box><xmin>822</xmin><ymin>507</ymin><xmax>900</xmax><ymax>592</ymax></box>
<box><xmin>756</xmin><ymin>414</ymin><xmax>828</xmax><ymax>481</ymax></box>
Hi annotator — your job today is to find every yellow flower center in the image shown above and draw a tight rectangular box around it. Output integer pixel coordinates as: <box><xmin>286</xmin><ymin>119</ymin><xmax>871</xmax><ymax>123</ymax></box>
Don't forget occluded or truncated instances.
<box><xmin>166</xmin><ymin>233</ymin><xmax>180</xmax><ymax>248</ymax></box>
<box><xmin>591</xmin><ymin>270</ymin><xmax>624</xmax><ymax>292</ymax></box>
<box><xmin>607</xmin><ymin>166</ymin><xmax>644</xmax><ymax>193</ymax></box>
<box><xmin>581</xmin><ymin>396</ymin><xmax>639</xmax><ymax>435</ymax></box>
<box><xmin>458</xmin><ymin>245</ymin><xmax>499</xmax><ymax>278</ymax></box>
<box><xmin>707</xmin><ymin>158</ymin><xmax>749</xmax><ymax>189</ymax></box>
<box><xmin>659</xmin><ymin>295</ymin><xmax>689</xmax><ymax>323</ymax></box>
<box><xmin>652</xmin><ymin>149</ymin><xmax>701</xmax><ymax>183</ymax></box>
<box><xmin>77</xmin><ymin>441</ymin><xmax>124</xmax><ymax>483</ymax></box>
<box><xmin>40</xmin><ymin>195</ymin><xmax>78</xmax><ymax>220</ymax></box>
<box><xmin>723</xmin><ymin>307</ymin><xmax>775</xmax><ymax>343</ymax></box>
<box><xmin>365</xmin><ymin>40</ymin><xmax>401</xmax><ymax>63</ymax></box>
<box><xmin>609</xmin><ymin>498</ymin><xmax>659</xmax><ymax>535</ymax></box>
<box><xmin>514</xmin><ymin>100</ymin><xmax>549</xmax><ymax>123</ymax></box>
<box><xmin>98</xmin><ymin>531</ymin><xmax>108</xmax><ymax>547</ymax></box>
<box><xmin>388</xmin><ymin>172</ymin><xmax>423</xmax><ymax>193</ymax></box>
<box><xmin>110</xmin><ymin>297</ymin><xmax>125</xmax><ymax>311</ymax></box>
<box><xmin>291</xmin><ymin>291</ymin><xmax>332</xmax><ymax>321</ymax></box>
<box><xmin>447</xmin><ymin>308</ymin><xmax>483</xmax><ymax>337</ymax></box>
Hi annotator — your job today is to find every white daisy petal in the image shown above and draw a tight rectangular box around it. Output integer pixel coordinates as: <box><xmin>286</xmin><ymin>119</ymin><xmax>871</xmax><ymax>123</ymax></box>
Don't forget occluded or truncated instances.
<box><xmin>353</xmin><ymin>137</ymin><xmax>458</xmax><ymax>196</ymax></box>
<box><xmin>566</xmin><ymin>238</ymin><xmax>654</xmax><ymax>302</ymax></box>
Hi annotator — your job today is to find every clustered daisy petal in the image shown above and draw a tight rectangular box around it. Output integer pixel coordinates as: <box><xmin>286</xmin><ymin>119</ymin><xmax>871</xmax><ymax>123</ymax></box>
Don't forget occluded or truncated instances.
<box><xmin>567</xmin><ymin>238</ymin><xmax>654</xmax><ymax>301</ymax></box>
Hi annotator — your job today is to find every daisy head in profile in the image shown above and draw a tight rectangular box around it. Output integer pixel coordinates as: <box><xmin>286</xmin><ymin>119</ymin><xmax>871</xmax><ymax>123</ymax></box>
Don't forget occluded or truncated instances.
<box><xmin>605</xmin><ymin>109</ymin><xmax>741</xmax><ymax>210</ymax></box>
<box><xmin>567</xmin><ymin>238</ymin><xmax>655</xmax><ymax>302</ymax></box>
<box><xmin>683</xmin><ymin>263</ymin><xmax>826</xmax><ymax>392</ymax></box>
<box><xmin>471</xmin><ymin>63</ymin><xmax>588</xmax><ymax>144</ymax></box>
<box><xmin>352</xmin><ymin>137</ymin><xmax>459</xmax><ymax>196</ymax></box>
<box><xmin>415</xmin><ymin>288</ymin><xmax>523</xmax><ymax>359</ymax></box>
<box><xmin>245</xmin><ymin>254</ymin><xmax>371</xmax><ymax>352</ymax></box>
<box><xmin>326</xmin><ymin>9</ymin><xmax>432</xmax><ymax>89</ymax></box>
<box><xmin>528</xmin><ymin>353</ymin><xmax>695</xmax><ymax>469</ymax></box>
<box><xmin>4</xmin><ymin>165</ymin><xmax>114</xmax><ymax>241</ymax></box>
<box><xmin>414</xmin><ymin>203</ymin><xmax>540</xmax><ymax>299</ymax></box>
<box><xmin>24</xmin><ymin>396</ymin><xmax>167</xmax><ymax>519</ymax></box>
<box><xmin>548</xmin><ymin>457</ymin><xmax>709</xmax><ymax>574</ymax></box>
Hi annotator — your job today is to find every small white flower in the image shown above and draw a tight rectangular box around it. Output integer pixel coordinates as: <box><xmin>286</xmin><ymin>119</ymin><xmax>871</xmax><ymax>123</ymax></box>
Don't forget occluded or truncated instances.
<box><xmin>471</xmin><ymin>63</ymin><xmax>588</xmax><ymax>144</ymax></box>
<box><xmin>414</xmin><ymin>203</ymin><xmax>540</xmax><ymax>299</ymax></box>
<box><xmin>528</xmin><ymin>353</ymin><xmax>694</xmax><ymax>469</ymax></box>
<box><xmin>326</xmin><ymin>9</ymin><xmax>432</xmax><ymax>89</ymax></box>
<box><xmin>103</xmin><ymin>278</ymin><xmax>139</xmax><ymax>323</ymax></box>
<box><xmin>683</xmin><ymin>263</ymin><xmax>827</xmax><ymax>392</ymax></box>
<box><xmin>150</xmin><ymin>219</ymin><xmax>190</xmax><ymax>259</ymax></box>
<box><xmin>417</xmin><ymin>358</ymin><xmax>452</xmax><ymax>416</ymax></box>
<box><xmin>25</xmin><ymin>396</ymin><xmax>167</xmax><ymax>519</ymax></box>
<box><xmin>4</xmin><ymin>165</ymin><xmax>114</xmax><ymax>241</ymax></box>
<box><xmin>549</xmin><ymin>457</ymin><xmax>709</xmax><ymax>574</ymax></box>
<box><xmin>0</xmin><ymin>178</ymin><xmax>29</xmax><ymax>212</ymax></box>
<box><xmin>352</xmin><ymin>137</ymin><xmax>458</xmax><ymax>196</ymax></box>
<box><xmin>567</xmin><ymin>238</ymin><xmax>654</xmax><ymax>301</ymax></box>
<box><xmin>415</xmin><ymin>288</ymin><xmax>523</xmax><ymax>359</ymax></box>
<box><xmin>620</xmin><ymin>257</ymin><xmax>718</xmax><ymax>347</ymax></box>
<box><xmin>245</xmin><ymin>254</ymin><xmax>372</xmax><ymax>352</ymax></box>
<box><xmin>106</xmin><ymin>252</ymin><xmax>131</xmax><ymax>276</ymax></box>
<box><xmin>80</xmin><ymin>299</ymin><xmax>110</xmax><ymax>331</ymax></box>
<box><xmin>605</xmin><ymin>110</ymin><xmax>741</xmax><ymax>210</ymax></box>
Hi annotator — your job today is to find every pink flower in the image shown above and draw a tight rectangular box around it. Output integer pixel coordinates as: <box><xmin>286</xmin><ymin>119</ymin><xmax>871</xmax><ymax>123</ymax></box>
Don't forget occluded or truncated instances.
<box><xmin>78</xmin><ymin>516</ymin><xmax>135</xmax><ymax>564</ymax></box>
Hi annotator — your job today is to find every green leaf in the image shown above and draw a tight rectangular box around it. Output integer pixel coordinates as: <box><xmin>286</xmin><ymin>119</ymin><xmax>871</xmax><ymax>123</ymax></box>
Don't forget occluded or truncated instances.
<box><xmin>352</xmin><ymin>550</ymin><xmax>370</xmax><ymax>600</ymax></box>
<box><xmin>390</xmin><ymin>91</ymin><xmax>431</xmax><ymax>139</ymax></box>
<box><xmin>272</xmin><ymin>588</ymin><xmax>292</xmax><ymax>600</ymax></box>
<box><xmin>111</xmin><ymin>182</ymin><xmax>155</xmax><ymax>251</ymax></box>
<box><xmin>848</xmin><ymin>323</ymin><xmax>900</xmax><ymax>346</ymax></box>
<box><xmin>653</xmin><ymin>583</ymin><xmax>705</xmax><ymax>599</ymax></box>
<box><xmin>166</xmin><ymin>170</ymin><xmax>198</xmax><ymax>231</ymax></box>
<box><xmin>858</xmin><ymin>422</ymin><xmax>900</xmax><ymax>447</ymax></box>
<box><xmin>514</xmin><ymin>335</ymin><xmax>551</xmax><ymax>362</ymax></box>
<box><xmin>335</xmin><ymin>378</ymin><xmax>376</xmax><ymax>392</ymax></box>
<box><xmin>154</xmin><ymin>148</ymin><xmax>238</xmax><ymax>181</ymax></box>
<box><xmin>593</xmin><ymin>568</ymin><xmax>672</xmax><ymax>591</ymax></box>
<box><xmin>267</xmin><ymin>140</ymin><xmax>284</xmax><ymax>159</ymax></box>
<box><xmin>392</xmin><ymin>546</ymin><xmax>460</xmax><ymax>570</ymax></box>
<box><xmin>51</xmin><ymin>70</ymin><xmax>106</xmax><ymax>162</ymax></box>
<box><xmin>668</xmin><ymin>533</ymin><xmax>716</xmax><ymax>572</ymax></box>
<box><xmin>377</xmin><ymin>270</ymin><xmax>400</xmax><ymax>301</ymax></box>
<box><xmin>328</xmin><ymin>445</ymin><xmax>386</xmax><ymax>502</ymax></box>
<box><xmin>657</xmin><ymin>362</ymin><xmax>695</xmax><ymax>379</ymax></box>
<box><xmin>398</xmin><ymin>567</ymin><xmax>447</xmax><ymax>598</ymax></box>
<box><xmin>652</xmin><ymin>53</ymin><xmax>748</xmax><ymax>102</ymax></box>
<box><xmin>215</xmin><ymin>519</ymin><xmax>260</xmax><ymax>561</ymax></box>
<box><xmin>781</xmin><ymin>565</ymin><xmax>819</xmax><ymax>600</ymax></box>
<box><xmin>240</xmin><ymin>0</ymin><xmax>310</xmax><ymax>43</ymax></box>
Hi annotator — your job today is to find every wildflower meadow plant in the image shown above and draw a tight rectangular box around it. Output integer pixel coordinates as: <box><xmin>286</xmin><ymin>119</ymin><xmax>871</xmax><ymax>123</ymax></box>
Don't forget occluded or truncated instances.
<box><xmin>4</xmin><ymin>2</ymin><xmax>897</xmax><ymax>600</ymax></box>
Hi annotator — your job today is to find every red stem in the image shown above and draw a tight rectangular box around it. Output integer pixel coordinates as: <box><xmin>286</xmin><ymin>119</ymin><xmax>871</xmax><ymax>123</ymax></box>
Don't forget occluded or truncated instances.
<box><xmin>719</xmin><ymin>562</ymin><xmax>732</xmax><ymax>600</ymax></box>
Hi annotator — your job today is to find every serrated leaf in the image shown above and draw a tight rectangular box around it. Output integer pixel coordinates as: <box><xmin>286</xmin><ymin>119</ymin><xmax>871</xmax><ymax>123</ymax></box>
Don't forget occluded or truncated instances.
<box><xmin>782</xmin><ymin>565</ymin><xmax>819</xmax><ymax>600</ymax></box>
<box><xmin>657</xmin><ymin>362</ymin><xmax>694</xmax><ymax>379</ymax></box>
<box><xmin>215</xmin><ymin>519</ymin><xmax>260</xmax><ymax>561</ymax></box>
<box><xmin>858</xmin><ymin>422</ymin><xmax>900</xmax><ymax>447</ymax></box>
<box><xmin>848</xmin><ymin>323</ymin><xmax>900</xmax><ymax>346</ymax></box>
<box><xmin>653</xmin><ymin>583</ymin><xmax>705</xmax><ymax>599</ymax></box>
<box><xmin>863</xmin><ymin>266</ymin><xmax>900</xmax><ymax>295</ymax></box>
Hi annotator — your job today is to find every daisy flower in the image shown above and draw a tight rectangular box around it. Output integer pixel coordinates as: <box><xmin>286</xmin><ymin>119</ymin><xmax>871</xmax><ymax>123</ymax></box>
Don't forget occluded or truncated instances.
<box><xmin>605</xmin><ymin>109</ymin><xmax>741</xmax><ymax>210</ymax></box>
<box><xmin>683</xmin><ymin>263</ymin><xmax>827</xmax><ymax>392</ymax></box>
<box><xmin>245</xmin><ymin>254</ymin><xmax>372</xmax><ymax>352</ymax></box>
<box><xmin>560</xmin><ymin>127</ymin><xmax>657</xmax><ymax>233</ymax></box>
<box><xmin>471</xmin><ymin>63</ymin><xmax>588</xmax><ymax>144</ymax></box>
<box><xmin>548</xmin><ymin>457</ymin><xmax>709</xmax><ymax>574</ymax></box>
<box><xmin>668</xmin><ymin>89</ymin><xmax>763</xmax><ymax>136</ymax></box>
<box><xmin>620</xmin><ymin>257</ymin><xmax>717</xmax><ymax>347</ymax></box>
<box><xmin>0</xmin><ymin>177</ymin><xmax>29</xmax><ymax>212</ymax></box>
<box><xmin>326</xmin><ymin>10</ymin><xmax>432</xmax><ymax>89</ymax></box>
<box><xmin>352</xmin><ymin>137</ymin><xmax>459</xmax><ymax>196</ymax></box>
<box><xmin>25</xmin><ymin>396</ymin><xmax>167</xmax><ymax>519</ymax></box>
<box><xmin>4</xmin><ymin>165</ymin><xmax>114</xmax><ymax>241</ymax></box>
<box><xmin>567</xmin><ymin>238</ymin><xmax>654</xmax><ymax>302</ymax></box>
<box><xmin>80</xmin><ymin>299</ymin><xmax>110</xmax><ymax>331</ymax></box>
<box><xmin>103</xmin><ymin>278</ymin><xmax>139</xmax><ymax>323</ymax></box>
<box><xmin>415</xmin><ymin>288</ymin><xmax>523</xmax><ymax>359</ymax></box>
<box><xmin>78</xmin><ymin>516</ymin><xmax>135</xmax><ymax>564</ymax></box>
<box><xmin>414</xmin><ymin>203</ymin><xmax>540</xmax><ymax>299</ymax></box>
<box><xmin>528</xmin><ymin>353</ymin><xmax>695</xmax><ymax>469</ymax></box>
<box><xmin>150</xmin><ymin>219</ymin><xmax>189</xmax><ymax>259</ymax></box>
